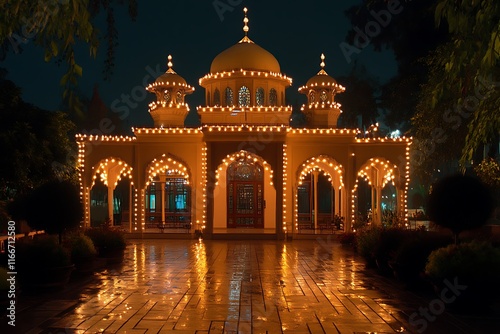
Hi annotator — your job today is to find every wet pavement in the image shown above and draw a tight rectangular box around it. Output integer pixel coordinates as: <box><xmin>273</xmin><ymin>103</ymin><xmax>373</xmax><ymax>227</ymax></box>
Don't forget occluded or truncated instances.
<box><xmin>2</xmin><ymin>238</ymin><xmax>499</xmax><ymax>333</ymax></box>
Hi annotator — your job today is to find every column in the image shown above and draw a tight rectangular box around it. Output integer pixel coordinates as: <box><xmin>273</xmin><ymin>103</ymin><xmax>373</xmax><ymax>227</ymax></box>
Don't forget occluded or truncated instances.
<box><xmin>376</xmin><ymin>185</ymin><xmax>383</xmax><ymax>225</ymax></box>
<box><xmin>129</xmin><ymin>183</ymin><xmax>133</xmax><ymax>232</ymax></box>
<box><xmin>313</xmin><ymin>170</ymin><xmax>319</xmax><ymax>230</ymax></box>
<box><xmin>371</xmin><ymin>185</ymin><xmax>376</xmax><ymax>225</ymax></box>
<box><xmin>160</xmin><ymin>175</ymin><xmax>166</xmax><ymax>226</ymax></box>
<box><xmin>107</xmin><ymin>184</ymin><xmax>114</xmax><ymax>226</ymax></box>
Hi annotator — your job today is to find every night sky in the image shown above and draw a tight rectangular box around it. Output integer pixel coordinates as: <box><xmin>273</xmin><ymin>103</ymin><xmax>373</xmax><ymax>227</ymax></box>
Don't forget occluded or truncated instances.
<box><xmin>2</xmin><ymin>0</ymin><xmax>397</xmax><ymax>128</ymax></box>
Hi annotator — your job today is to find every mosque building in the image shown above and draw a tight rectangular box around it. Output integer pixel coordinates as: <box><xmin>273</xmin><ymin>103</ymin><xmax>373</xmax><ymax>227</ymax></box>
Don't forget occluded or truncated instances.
<box><xmin>76</xmin><ymin>8</ymin><xmax>411</xmax><ymax>239</ymax></box>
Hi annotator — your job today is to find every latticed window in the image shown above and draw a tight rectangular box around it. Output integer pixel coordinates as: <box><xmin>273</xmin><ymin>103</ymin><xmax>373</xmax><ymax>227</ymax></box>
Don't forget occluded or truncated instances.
<box><xmin>309</xmin><ymin>91</ymin><xmax>315</xmax><ymax>103</ymax></box>
<box><xmin>163</xmin><ymin>90</ymin><xmax>171</xmax><ymax>103</ymax></box>
<box><xmin>145</xmin><ymin>177</ymin><xmax>192</xmax><ymax>224</ymax></box>
<box><xmin>227</xmin><ymin>158</ymin><xmax>264</xmax><ymax>181</ymax></box>
<box><xmin>238</xmin><ymin>86</ymin><xmax>250</xmax><ymax>107</ymax></box>
<box><xmin>225</xmin><ymin>87</ymin><xmax>234</xmax><ymax>106</ymax></box>
<box><xmin>256</xmin><ymin>87</ymin><xmax>264</xmax><ymax>106</ymax></box>
<box><xmin>214</xmin><ymin>88</ymin><xmax>221</xmax><ymax>106</ymax></box>
<box><xmin>320</xmin><ymin>90</ymin><xmax>328</xmax><ymax>102</ymax></box>
<box><xmin>269</xmin><ymin>88</ymin><xmax>277</xmax><ymax>106</ymax></box>
<box><xmin>176</xmin><ymin>91</ymin><xmax>183</xmax><ymax>104</ymax></box>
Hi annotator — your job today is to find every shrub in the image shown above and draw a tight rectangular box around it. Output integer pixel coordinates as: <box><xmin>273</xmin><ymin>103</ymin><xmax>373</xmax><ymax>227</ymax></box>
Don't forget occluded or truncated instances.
<box><xmin>84</xmin><ymin>227</ymin><xmax>126</xmax><ymax>257</ymax></box>
<box><xmin>339</xmin><ymin>232</ymin><xmax>356</xmax><ymax>246</ymax></box>
<box><xmin>356</xmin><ymin>226</ymin><xmax>382</xmax><ymax>266</ymax></box>
<box><xmin>16</xmin><ymin>235</ymin><xmax>74</xmax><ymax>289</ymax></box>
<box><xmin>17</xmin><ymin>235</ymin><xmax>72</xmax><ymax>270</ymax></box>
<box><xmin>64</xmin><ymin>233</ymin><xmax>97</xmax><ymax>264</ymax></box>
<box><xmin>425</xmin><ymin>240</ymin><xmax>500</xmax><ymax>285</ymax></box>
<box><xmin>391</xmin><ymin>231</ymin><xmax>452</xmax><ymax>286</ymax></box>
<box><xmin>372</xmin><ymin>227</ymin><xmax>408</xmax><ymax>274</ymax></box>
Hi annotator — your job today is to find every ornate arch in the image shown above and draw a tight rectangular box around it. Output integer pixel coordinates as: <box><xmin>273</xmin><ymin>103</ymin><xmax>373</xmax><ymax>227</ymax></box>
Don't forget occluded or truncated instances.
<box><xmin>91</xmin><ymin>157</ymin><xmax>133</xmax><ymax>188</ymax></box>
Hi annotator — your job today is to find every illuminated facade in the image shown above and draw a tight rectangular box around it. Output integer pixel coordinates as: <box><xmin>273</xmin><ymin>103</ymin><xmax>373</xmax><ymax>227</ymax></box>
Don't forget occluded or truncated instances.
<box><xmin>77</xmin><ymin>8</ymin><xmax>411</xmax><ymax>239</ymax></box>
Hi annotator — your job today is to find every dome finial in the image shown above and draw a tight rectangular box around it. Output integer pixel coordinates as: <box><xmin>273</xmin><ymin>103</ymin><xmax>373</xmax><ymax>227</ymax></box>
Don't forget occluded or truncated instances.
<box><xmin>318</xmin><ymin>53</ymin><xmax>328</xmax><ymax>75</ymax></box>
<box><xmin>166</xmin><ymin>55</ymin><xmax>176</xmax><ymax>74</ymax></box>
<box><xmin>243</xmin><ymin>7</ymin><xmax>249</xmax><ymax>36</ymax></box>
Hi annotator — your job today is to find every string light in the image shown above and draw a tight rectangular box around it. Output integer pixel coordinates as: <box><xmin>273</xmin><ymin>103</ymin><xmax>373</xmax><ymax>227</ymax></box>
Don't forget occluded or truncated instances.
<box><xmin>215</xmin><ymin>151</ymin><xmax>274</xmax><ymax>187</ymax></box>
<box><xmin>75</xmin><ymin>13</ymin><xmax>414</xmax><ymax>234</ymax></box>
<box><xmin>200</xmin><ymin>68</ymin><xmax>292</xmax><ymax>86</ymax></box>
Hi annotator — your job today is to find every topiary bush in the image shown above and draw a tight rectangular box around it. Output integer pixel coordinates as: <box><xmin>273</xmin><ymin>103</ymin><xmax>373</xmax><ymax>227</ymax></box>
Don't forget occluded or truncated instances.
<box><xmin>427</xmin><ymin>174</ymin><xmax>494</xmax><ymax>242</ymax></box>
<box><xmin>64</xmin><ymin>233</ymin><xmax>97</xmax><ymax>264</ymax></box>
<box><xmin>425</xmin><ymin>241</ymin><xmax>500</xmax><ymax>283</ymax></box>
<box><xmin>10</xmin><ymin>180</ymin><xmax>83</xmax><ymax>244</ymax></box>
<box><xmin>425</xmin><ymin>240</ymin><xmax>500</xmax><ymax>310</ymax></box>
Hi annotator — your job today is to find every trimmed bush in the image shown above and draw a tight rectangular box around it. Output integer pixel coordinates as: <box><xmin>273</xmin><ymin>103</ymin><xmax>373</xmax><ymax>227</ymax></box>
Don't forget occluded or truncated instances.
<box><xmin>425</xmin><ymin>240</ymin><xmax>500</xmax><ymax>310</ymax></box>
<box><xmin>65</xmin><ymin>233</ymin><xmax>97</xmax><ymax>264</ymax></box>
<box><xmin>427</xmin><ymin>175</ymin><xmax>493</xmax><ymax>241</ymax></box>
<box><xmin>391</xmin><ymin>231</ymin><xmax>452</xmax><ymax>287</ymax></box>
<box><xmin>425</xmin><ymin>241</ymin><xmax>500</xmax><ymax>284</ymax></box>
<box><xmin>356</xmin><ymin>227</ymin><xmax>382</xmax><ymax>266</ymax></box>
<box><xmin>84</xmin><ymin>227</ymin><xmax>126</xmax><ymax>258</ymax></box>
<box><xmin>17</xmin><ymin>236</ymin><xmax>71</xmax><ymax>269</ymax></box>
<box><xmin>16</xmin><ymin>235</ymin><xmax>73</xmax><ymax>289</ymax></box>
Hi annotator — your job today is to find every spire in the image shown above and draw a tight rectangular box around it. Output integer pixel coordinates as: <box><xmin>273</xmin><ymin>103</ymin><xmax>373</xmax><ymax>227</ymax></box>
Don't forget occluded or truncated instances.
<box><xmin>166</xmin><ymin>55</ymin><xmax>176</xmax><ymax>74</ymax></box>
<box><xmin>317</xmin><ymin>53</ymin><xmax>328</xmax><ymax>75</ymax></box>
<box><xmin>239</xmin><ymin>7</ymin><xmax>253</xmax><ymax>43</ymax></box>
<box><xmin>243</xmin><ymin>7</ymin><xmax>249</xmax><ymax>36</ymax></box>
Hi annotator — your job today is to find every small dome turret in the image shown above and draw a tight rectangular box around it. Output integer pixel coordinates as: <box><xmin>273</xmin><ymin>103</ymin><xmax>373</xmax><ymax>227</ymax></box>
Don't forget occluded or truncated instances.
<box><xmin>298</xmin><ymin>54</ymin><xmax>345</xmax><ymax>104</ymax></box>
<box><xmin>146</xmin><ymin>55</ymin><xmax>194</xmax><ymax>127</ymax></box>
<box><xmin>299</xmin><ymin>54</ymin><xmax>345</xmax><ymax>128</ymax></box>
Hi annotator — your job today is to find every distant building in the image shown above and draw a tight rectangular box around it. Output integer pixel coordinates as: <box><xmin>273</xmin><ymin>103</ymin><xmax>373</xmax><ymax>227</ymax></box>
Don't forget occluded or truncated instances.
<box><xmin>77</xmin><ymin>8</ymin><xmax>411</xmax><ymax>239</ymax></box>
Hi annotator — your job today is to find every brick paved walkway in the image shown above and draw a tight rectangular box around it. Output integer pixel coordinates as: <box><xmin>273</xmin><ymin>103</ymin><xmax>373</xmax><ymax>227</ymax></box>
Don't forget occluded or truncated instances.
<box><xmin>2</xmin><ymin>238</ymin><xmax>499</xmax><ymax>333</ymax></box>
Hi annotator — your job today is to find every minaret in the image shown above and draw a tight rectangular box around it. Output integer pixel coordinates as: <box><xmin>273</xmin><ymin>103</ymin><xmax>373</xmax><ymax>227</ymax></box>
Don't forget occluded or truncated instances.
<box><xmin>298</xmin><ymin>54</ymin><xmax>345</xmax><ymax>128</ymax></box>
<box><xmin>146</xmin><ymin>55</ymin><xmax>195</xmax><ymax>127</ymax></box>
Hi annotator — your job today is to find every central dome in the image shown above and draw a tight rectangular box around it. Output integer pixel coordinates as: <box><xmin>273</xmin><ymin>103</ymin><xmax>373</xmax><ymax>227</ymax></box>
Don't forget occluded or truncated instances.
<box><xmin>210</xmin><ymin>39</ymin><xmax>281</xmax><ymax>74</ymax></box>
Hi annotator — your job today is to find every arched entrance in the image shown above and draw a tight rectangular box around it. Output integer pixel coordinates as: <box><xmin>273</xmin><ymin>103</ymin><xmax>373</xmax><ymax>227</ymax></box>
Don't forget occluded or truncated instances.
<box><xmin>295</xmin><ymin>156</ymin><xmax>346</xmax><ymax>232</ymax></box>
<box><xmin>145</xmin><ymin>175</ymin><xmax>191</xmax><ymax>227</ymax></box>
<box><xmin>226</xmin><ymin>156</ymin><xmax>264</xmax><ymax>228</ymax></box>
<box><xmin>298</xmin><ymin>172</ymin><xmax>338</xmax><ymax>227</ymax></box>
<box><xmin>353</xmin><ymin>157</ymin><xmax>403</xmax><ymax>227</ymax></box>
<box><xmin>144</xmin><ymin>155</ymin><xmax>192</xmax><ymax>231</ymax></box>
<box><xmin>89</xmin><ymin>158</ymin><xmax>134</xmax><ymax>229</ymax></box>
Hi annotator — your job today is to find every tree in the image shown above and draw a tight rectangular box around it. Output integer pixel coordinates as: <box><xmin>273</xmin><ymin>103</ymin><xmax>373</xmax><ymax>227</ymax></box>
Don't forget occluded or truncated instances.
<box><xmin>474</xmin><ymin>158</ymin><xmax>500</xmax><ymax>188</ymax></box>
<box><xmin>344</xmin><ymin>0</ymin><xmax>449</xmax><ymax>132</ymax></box>
<box><xmin>411</xmin><ymin>44</ymin><xmax>470</xmax><ymax>182</ymax></box>
<box><xmin>0</xmin><ymin>0</ymin><xmax>137</xmax><ymax>117</ymax></box>
<box><xmin>0</xmin><ymin>75</ymin><xmax>76</xmax><ymax>200</ymax></box>
<box><xmin>336</xmin><ymin>62</ymin><xmax>379</xmax><ymax>129</ymax></box>
<box><xmin>431</xmin><ymin>0</ymin><xmax>500</xmax><ymax>165</ymax></box>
